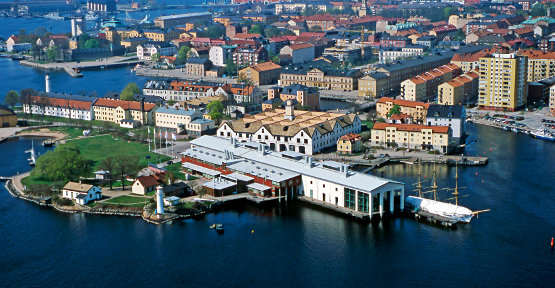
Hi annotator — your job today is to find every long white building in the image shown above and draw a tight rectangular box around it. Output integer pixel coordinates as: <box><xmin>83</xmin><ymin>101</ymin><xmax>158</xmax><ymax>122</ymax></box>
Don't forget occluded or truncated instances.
<box><xmin>182</xmin><ymin>136</ymin><xmax>405</xmax><ymax>219</ymax></box>
<box><xmin>217</xmin><ymin>102</ymin><xmax>361</xmax><ymax>155</ymax></box>
<box><xmin>23</xmin><ymin>93</ymin><xmax>98</xmax><ymax>121</ymax></box>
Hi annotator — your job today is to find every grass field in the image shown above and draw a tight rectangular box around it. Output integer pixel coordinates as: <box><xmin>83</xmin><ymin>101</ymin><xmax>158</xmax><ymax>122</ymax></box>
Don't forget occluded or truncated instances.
<box><xmin>103</xmin><ymin>195</ymin><xmax>148</xmax><ymax>206</ymax></box>
<box><xmin>22</xmin><ymin>135</ymin><xmax>170</xmax><ymax>187</ymax></box>
<box><xmin>362</xmin><ymin>120</ymin><xmax>374</xmax><ymax>130</ymax></box>
<box><xmin>48</xmin><ymin>127</ymin><xmax>102</xmax><ymax>139</ymax></box>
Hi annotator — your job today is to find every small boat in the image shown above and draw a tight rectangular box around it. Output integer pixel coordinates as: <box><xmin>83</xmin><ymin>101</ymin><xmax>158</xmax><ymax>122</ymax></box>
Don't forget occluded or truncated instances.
<box><xmin>503</xmin><ymin>126</ymin><xmax>510</xmax><ymax>131</ymax></box>
<box><xmin>85</xmin><ymin>13</ymin><xmax>98</xmax><ymax>21</ymax></box>
<box><xmin>511</xmin><ymin>127</ymin><xmax>519</xmax><ymax>133</ymax></box>
<box><xmin>215</xmin><ymin>223</ymin><xmax>224</xmax><ymax>233</ymax></box>
<box><xmin>26</xmin><ymin>140</ymin><xmax>37</xmax><ymax>166</ymax></box>
<box><xmin>43</xmin><ymin>12</ymin><xmax>64</xmax><ymax>20</ymax></box>
<box><xmin>531</xmin><ymin>127</ymin><xmax>555</xmax><ymax>141</ymax></box>
<box><xmin>42</xmin><ymin>139</ymin><xmax>54</xmax><ymax>147</ymax></box>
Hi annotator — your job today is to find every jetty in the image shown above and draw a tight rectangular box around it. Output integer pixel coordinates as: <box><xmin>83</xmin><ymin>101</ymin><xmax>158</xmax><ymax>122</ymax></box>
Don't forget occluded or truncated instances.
<box><xmin>19</xmin><ymin>56</ymin><xmax>143</xmax><ymax>77</ymax></box>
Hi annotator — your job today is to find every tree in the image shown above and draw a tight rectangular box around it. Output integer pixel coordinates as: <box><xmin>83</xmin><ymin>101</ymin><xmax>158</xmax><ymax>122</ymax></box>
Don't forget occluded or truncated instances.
<box><xmin>100</xmin><ymin>157</ymin><xmax>116</xmax><ymax>190</ymax></box>
<box><xmin>387</xmin><ymin>105</ymin><xmax>401</xmax><ymax>118</ymax></box>
<box><xmin>200</xmin><ymin>25</ymin><xmax>225</xmax><ymax>38</ymax></box>
<box><xmin>4</xmin><ymin>90</ymin><xmax>19</xmax><ymax>109</ymax></box>
<box><xmin>310</xmin><ymin>25</ymin><xmax>322</xmax><ymax>32</ymax></box>
<box><xmin>453</xmin><ymin>29</ymin><xmax>465</xmax><ymax>41</ymax></box>
<box><xmin>46</xmin><ymin>45</ymin><xmax>58</xmax><ymax>62</ymax></box>
<box><xmin>167</xmin><ymin>100</ymin><xmax>176</xmax><ymax>106</ymax></box>
<box><xmin>152</xmin><ymin>52</ymin><xmax>161</xmax><ymax>63</ymax></box>
<box><xmin>207</xmin><ymin>100</ymin><xmax>224</xmax><ymax>124</ymax></box>
<box><xmin>78</xmin><ymin>34</ymin><xmax>91</xmax><ymax>49</ymax></box>
<box><xmin>33</xmin><ymin>27</ymin><xmax>48</xmax><ymax>37</ymax></box>
<box><xmin>20</xmin><ymin>88</ymin><xmax>36</xmax><ymax>115</ymax></box>
<box><xmin>18</xmin><ymin>29</ymin><xmax>27</xmax><ymax>36</ymax></box>
<box><xmin>121</xmin><ymin>83</ymin><xmax>141</xmax><ymax>101</ymax></box>
<box><xmin>84</xmin><ymin>38</ymin><xmax>99</xmax><ymax>49</ymax></box>
<box><xmin>225</xmin><ymin>58</ymin><xmax>237</xmax><ymax>76</ymax></box>
<box><xmin>34</xmin><ymin>144</ymin><xmax>93</xmax><ymax>182</ymax></box>
<box><xmin>377</xmin><ymin>117</ymin><xmax>386</xmax><ymax>123</ymax></box>
<box><xmin>443</xmin><ymin>7</ymin><xmax>457</xmax><ymax>20</ymax></box>
<box><xmin>531</xmin><ymin>3</ymin><xmax>546</xmax><ymax>17</ymax></box>
<box><xmin>114</xmin><ymin>155</ymin><xmax>141</xmax><ymax>190</ymax></box>
<box><xmin>248</xmin><ymin>24</ymin><xmax>263</xmax><ymax>35</ymax></box>
<box><xmin>177</xmin><ymin>46</ymin><xmax>191</xmax><ymax>64</ymax></box>
<box><xmin>271</xmin><ymin>55</ymin><xmax>280</xmax><ymax>64</ymax></box>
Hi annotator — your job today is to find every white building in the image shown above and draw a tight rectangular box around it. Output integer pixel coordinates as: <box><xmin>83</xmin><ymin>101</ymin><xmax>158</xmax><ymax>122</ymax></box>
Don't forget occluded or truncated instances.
<box><xmin>209</xmin><ymin>46</ymin><xmax>234</xmax><ymax>67</ymax></box>
<box><xmin>425</xmin><ymin>104</ymin><xmax>466</xmax><ymax>143</ymax></box>
<box><xmin>23</xmin><ymin>93</ymin><xmax>97</xmax><ymax>121</ymax></box>
<box><xmin>62</xmin><ymin>182</ymin><xmax>102</xmax><ymax>205</ymax></box>
<box><xmin>182</xmin><ymin>136</ymin><xmax>404</xmax><ymax>219</ymax></box>
<box><xmin>379</xmin><ymin>45</ymin><xmax>425</xmax><ymax>64</ymax></box>
<box><xmin>137</xmin><ymin>42</ymin><xmax>177</xmax><ymax>61</ymax></box>
<box><xmin>155</xmin><ymin>106</ymin><xmax>215</xmax><ymax>136</ymax></box>
<box><xmin>217</xmin><ymin>102</ymin><xmax>361</xmax><ymax>155</ymax></box>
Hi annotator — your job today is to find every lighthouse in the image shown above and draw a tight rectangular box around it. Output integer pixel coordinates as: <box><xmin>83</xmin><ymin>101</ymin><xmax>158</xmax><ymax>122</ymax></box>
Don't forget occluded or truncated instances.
<box><xmin>45</xmin><ymin>73</ymin><xmax>51</xmax><ymax>93</ymax></box>
<box><xmin>156</xmin><ymin>186</ymin><xmax>164</xmax><ymax>215</ymax></box>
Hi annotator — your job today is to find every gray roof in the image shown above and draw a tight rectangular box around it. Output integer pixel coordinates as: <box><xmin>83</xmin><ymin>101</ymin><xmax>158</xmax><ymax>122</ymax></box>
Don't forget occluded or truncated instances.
<box><xmin>42</xmin><ymin>92</ymin><xmax>98</xmax><ymax>103</ymax></box>
<box><xmin>426</xmin><ymin>105</ymin><xmax>465</xmax><ymax>119</ymax></box>
<box><xmin>202</xmin><ymin>178</ymin><xmax>236</xmax><ymax>190</ymax></box>
<box><xmin>156</xmin><ymin>106</ymin><xmax>198</xmax><ymax>116</ymax></box>
<box><xmin>187</xmin><ymin>57</ymin><xmax>210</xmax><ymax>65</ymax></box>
<box><xmin>246</xmin><ymin>183</ymin><xmax>272</xmax><ymax>191</ymax></box>
<box><xmin>281</xmin><ymin>84</ymin><xmax>318</xmax><ymax>95</ymax></box>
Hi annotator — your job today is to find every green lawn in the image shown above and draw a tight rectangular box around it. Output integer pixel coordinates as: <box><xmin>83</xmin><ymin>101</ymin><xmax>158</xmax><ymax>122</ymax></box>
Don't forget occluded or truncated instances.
<box><xmin>165</xmin><ymin>162</ymin><xmax>198</xmax><ymax>181</ymax></box>
<box><xmin>48</xmin><ymin>126</ymin><xmax>102</xmax><ymax>139</ymax></box>
<box><xmin>104</xmin><ymin>195</ymin><xmax>149</xmax><ymax>205</ymax></box>
<box><xmin>362</xmin><ymin>120</ymin><xmax>374</xmax><ymax>130</ymax></box>
<box><xmin>101</xmin><ymin>179</ymin><xmax>134</xmax><ymax>188</ymax></box>
<box><xmin>22</xmin><ymin>135</ymin><xmax>170</xmax><ymax>187</ymax></box>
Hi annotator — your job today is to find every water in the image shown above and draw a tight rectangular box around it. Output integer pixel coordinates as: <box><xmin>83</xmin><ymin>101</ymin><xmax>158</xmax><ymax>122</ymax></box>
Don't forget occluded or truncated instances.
<box><xmin>0</xmin><ymin>124</ymin><xmax>554</xmax><ymax>287</ymax></box>
<box><xmin>0</xmin><ymin>57</ymin><xmax>146</xmax><ymax>100</ymax></box>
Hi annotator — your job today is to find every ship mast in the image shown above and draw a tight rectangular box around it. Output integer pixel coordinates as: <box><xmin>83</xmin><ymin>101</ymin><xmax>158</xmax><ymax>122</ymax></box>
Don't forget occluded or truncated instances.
<box><xmin>416</xmin><ymin>160</ymin><xmax>423</xmax><ymax>198</ymax></box>
<box><xmin>431</xmin><ymin>163</ymin><xmax>438</xmax><ymax>201</ymax></box>
<box><xmin>453</xmin><ymin>162</ymin><xmax>459</xmax><ymax>206</ymax></box>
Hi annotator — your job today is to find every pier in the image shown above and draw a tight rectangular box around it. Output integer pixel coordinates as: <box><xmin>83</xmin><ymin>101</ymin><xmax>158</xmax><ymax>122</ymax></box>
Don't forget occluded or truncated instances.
<box><xmin>19</xmin><ymin>56</ymin><xmax>143</xmax><ymax>77</ymax></box>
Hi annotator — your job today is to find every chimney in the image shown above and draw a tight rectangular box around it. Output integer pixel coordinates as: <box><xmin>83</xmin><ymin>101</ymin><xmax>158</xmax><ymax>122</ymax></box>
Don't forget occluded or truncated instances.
<box><xmin>284</xmin><ymin>100</ymin><xmax>295</xmax><ymax>121</ymax></box>
<box><xmin>308</xmin><ymin>157</ymin><xmax>313</xmax><ymax>167</ymax></box>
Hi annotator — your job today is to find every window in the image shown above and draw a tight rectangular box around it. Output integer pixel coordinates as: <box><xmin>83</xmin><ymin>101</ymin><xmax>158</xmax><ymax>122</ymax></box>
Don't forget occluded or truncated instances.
<box><xmin>344</xmin><ymin>188</ymin><xmax>356</xmax><ymax>209</ymax></box>
<box><xmin>358</xmin><ymin>192</ymin><xmax>369</xmax><ymax>213</ymax></box>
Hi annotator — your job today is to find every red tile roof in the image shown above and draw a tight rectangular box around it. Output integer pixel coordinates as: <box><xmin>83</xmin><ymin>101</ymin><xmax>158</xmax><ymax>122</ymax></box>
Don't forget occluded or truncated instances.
<box><xmin>30</xmin><ymin>96</ymin><xmax>92</xmax><ymax>110</ymax></box>
<box><xmin>373</xmin><ymin>122</ymin><xmax>450</xmax><ymax>133</ymax></box>
<box><xmin>93</xmin><ymin>98</ymin><xmax>156</xmax><ymax>111</ymax></box>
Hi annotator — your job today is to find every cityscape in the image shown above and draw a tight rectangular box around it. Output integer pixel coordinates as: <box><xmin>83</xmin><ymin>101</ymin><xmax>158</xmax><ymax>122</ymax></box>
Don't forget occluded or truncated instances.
<box><xmin>0</xmin><ymin>0</ymin><xmax>554</xmax><ymax>287</ymax></box>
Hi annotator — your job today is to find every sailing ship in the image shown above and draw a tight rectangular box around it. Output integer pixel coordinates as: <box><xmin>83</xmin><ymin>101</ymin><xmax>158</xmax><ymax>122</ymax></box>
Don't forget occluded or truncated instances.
<box><xmin>26</xmin><ymin>140</ymin><xmax>37</xmax><ymax>166</ymax></box>
<box><xmin>405</xmin><ymin>162</ymin><xmax>489</xmax><ymax>225</ymax></box>
<box><xmin>43</xmin><ymin>12</ymin><xmax>65</xmax><ymax>20</ymax></box>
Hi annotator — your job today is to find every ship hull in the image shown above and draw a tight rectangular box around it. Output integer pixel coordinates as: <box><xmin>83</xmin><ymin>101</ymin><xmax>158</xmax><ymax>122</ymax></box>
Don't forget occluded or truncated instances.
<box><xmin>405</xmin><ymin>196</ymin><xmax>474</xmax><ymax>223</ymax></box>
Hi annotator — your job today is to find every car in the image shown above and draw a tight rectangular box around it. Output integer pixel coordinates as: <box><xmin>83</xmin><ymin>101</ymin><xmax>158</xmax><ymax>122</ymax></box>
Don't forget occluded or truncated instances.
<box><xmin>384</xmin><ymin>153</ymin><xmax>390</xmax><ymax>157</ymax></box>
<box><xmin>145</xmin><ymin>155</ymin><xmax>151</xmax><ymax>159</ymax></box>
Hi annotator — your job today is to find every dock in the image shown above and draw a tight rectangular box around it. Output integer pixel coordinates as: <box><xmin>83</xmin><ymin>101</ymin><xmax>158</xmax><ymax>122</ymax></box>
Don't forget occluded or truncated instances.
<box><xmin>297</xmin><ymin>195</ymin><xmax>372</xmax><ymax>221</ymax></box>
<box><xmin>19</xmin><ymin>56</ymin><xmax>143</xmax><ymax>77</ymax></box>
<box><xmin>63</xmin><ymin>67</ymin><xmax>83</xmax><ymax>78</ymax></box>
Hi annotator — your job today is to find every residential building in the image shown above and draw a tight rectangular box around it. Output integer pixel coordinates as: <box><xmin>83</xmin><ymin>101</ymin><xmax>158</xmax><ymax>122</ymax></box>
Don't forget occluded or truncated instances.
<box><xmin>376</xmin><ymin>97</ymin><xmax>430</xmax><ymax>123</ymax></box>
<box><xmin>217</xmin><ymin>102</ymin><xmax>361</xmax><ymax>155</ymax></box>
<box><xmin>306</xmin><ymin>14</ymin><xmax>337</xmax><ymax>31</ymax></box>
<box><xmin>517</xmin><ymin>49</ymin><xmax>555</xmax><ymax>82</ymax></box>
<box><xmin>62</xmin><ymin>182</ymin><xmax>102</xmax><ymax>205</ymax></box>
<box><xmin>182</xmin><ymin>135</ymin><xmax>405</xmax><ymax>218</ymax></box>
<box><xmin>371</xmin><ymin>122</ymin><xmax>452</xmax><ymax>153</ymax></box>
<box><xmin>267</xmin><ymin>84</ymin><xmax>320</xmax><ymax>110</ymax></box>
<box><xmin>337</xmin><ymin>133</ymin><xmax>362</xmax><ymax>155</ymax></box>
<box><xmin>185</xmin><ymin>57</ymin><xmax>212</xmax><ymax>76</ymax></box>
<box><xmin>425</xmin><ymin>105</ymin><xmax>466</xmax><ymax>143</ymax></box>
<box><xmin>0</xmin><ymin>105</ymin><xmax>17</xmax><ymax>127</ymax></box>
<box><xmin>379</xmin><ymin>35</ymin><xmax>411</xmax><ymax>48</ymax></box>
<box><xmin>93</xmin><ymin>98</ymin><xmax>157</xmax><ymax>125</ymax></box>
<box><xmin>379</xmin><ymin>46</ymin><xmax>425</xmax><ymax>64</ymax></box>
<box><xmin>143</xmin><ymin>28</ymin><xmax>177</xmax><ymax>42</ymax></box>
<box><xmin>280</xmin><ymin>43</ymin><xmax>315</xmax><ymax>64</ymax></box>
<box><xmin>280</xmin><ymin>66</ymin><xmax>361</xmax><ymax>91</ymax></box>
<box><xmin>209</xmin><ymin>45</ymin><xmax>235</xmax><ymax>67</ymax></box>
<box><xmin>137</xmin><ymin>42</ymin><xmax>177</xmax><ymax>61</ymax></box>
<box><xmin>23</xmin><ymin>93</ymin><xmax>98</xmax><ymax>121</ymax></box>
<box><xmin>438</xmin><ymin>69</ymin><xmax>480</xmax><ymax>105</ymax></box>
<box><xmin>400</xmin><ymin>63</ymin><xmax>462</xmax><ymax>102</ymax></box>
<box><xmin>154</xmin><ymin>12</ymin><xmax>212</xmax><ymax>29</ymax></box>
<box><xmin>120</xmin><ymin>37</ymin><xmax>149</xmax><ymax>52</ymax></box>
<box><xmin>551</xmin><ymin>84</ymin><xmax>555</xmax><ymax>116</ymax></box>
<box><xmin>155</xmin><ymin>106</ymin><xmax>215</xmax><ymax>135</ymax></box>
<box><xmin>232</xmin><ymin>46</ymin><xmax>268</xmax><ymax>67</ymax></box>
<box><xmin>238</xmin><ymin>62</ymin><xmax>282</xmax><ymax>85</ymax></box>
<box><xmin>6</xmin><ymin>35</ymin><xmax>31</xmax><ymax>53</ymax></box>
<box><xmin>478</xmin><ymin>53</ymin><xmax>527</xmax><ymax>111</ymax></box>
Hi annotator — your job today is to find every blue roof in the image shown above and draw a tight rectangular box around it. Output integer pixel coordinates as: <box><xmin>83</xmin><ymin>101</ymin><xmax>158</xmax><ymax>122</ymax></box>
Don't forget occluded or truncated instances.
<box><xmin>156</xmin><ymin>106</ymin><xmax>198</xmax><ymax>116</ymax></box>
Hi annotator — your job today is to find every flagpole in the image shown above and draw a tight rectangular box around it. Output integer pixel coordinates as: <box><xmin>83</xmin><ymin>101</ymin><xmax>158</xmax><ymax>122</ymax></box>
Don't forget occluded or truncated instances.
<box><xmin>153</xmin><ymin>128</ymin><xmax>156</xmax><ymax>154</ymax></box>
<box><xmin>165</xmin><ymin>132</ymin><xmax>168</xmax><ymax>156</ymax></box>
<box><xmin>159</xmin><ymin>130</ymin><xmax>162</xmax><ymax>164</ymax></box>
<box><xmin>148</xmin><ymin>127</ymin><xmax>151</xmax><ymax>152</ymax></box>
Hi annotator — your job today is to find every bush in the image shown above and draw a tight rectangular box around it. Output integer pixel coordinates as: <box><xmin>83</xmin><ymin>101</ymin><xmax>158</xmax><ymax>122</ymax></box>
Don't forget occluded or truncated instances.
<box><xmin>56</xmin><ymin>197</ymin><xmax>74</xmax><ymax>206</ymax></box>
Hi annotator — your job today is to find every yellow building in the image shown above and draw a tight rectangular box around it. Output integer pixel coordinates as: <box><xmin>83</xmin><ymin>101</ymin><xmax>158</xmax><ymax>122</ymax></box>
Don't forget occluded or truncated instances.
<box><xmin>400</xmin><ymin>64</ymin><xmax>462</xmax><ymax>102</ymax></box>
<box><xmin>93</xmin><ymin>99</ymin><xmax>157</xmax><ymax>125</ymax></box>
<box><xmin>280</xmin><ymin>67</ymin><xmax>361</xmax><ymax>91</ymax></box>
<box><xmin>376</xmin><ymin>97</ymin><xmax>430</xmax><ymax>123</ymax></box>
<box><xmin>478</xmin><ymin>53</ymin><xmax>527</xmax><ymax>111</ymax></box>
<box><xmin>239</xmin><ymin>62</ymin><xmax>282</xmax><ymax>86</ymax></box>
<box><xmin>143</xmin><ymin>29</ymin><xmax>177</xmax><ymax>42</ymax></box>
<box><xmin>517</xmin><ymin>49</ymin><xmax>555</xmax><ymax>82</ymax></box>
<box><xmin>337</xmin><ymin>133</ymin><xmax>362</xmax><ymax>154</ymax></box>
<box><xmin>550</xmin><ymin>84</ymin><xmax>555</xmax><ymax>116</ymax></box>
<box><xmin>0</xmin><ymin>105</ymin><xmax>17</xmax><ymax>127</ymax></box>
<box><xmin>371</xmin><ymin>122</ymin><xmax>452</xmax><ymax>154</ymax></box>
<box><xmin>438</xmin><ymin>69</ymin><xmax>480</xmax><ymax>105</ymax></box>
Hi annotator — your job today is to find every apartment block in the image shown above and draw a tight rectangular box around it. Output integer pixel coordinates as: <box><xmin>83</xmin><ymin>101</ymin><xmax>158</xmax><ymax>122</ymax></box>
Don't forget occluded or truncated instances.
<box><xmin>478</xmin><ymin>53</ymin><xmax>527</xmax><ymax>111</ymax></box>
<box><xmin>371</xmin><ymin>122</ymin><xmax>452</xmax><ymax>154</ymax></box>
<box><xmin>376</xmin><ymin>97</ymin><xmax>430</xmax><ymax>123</ymax></box>
<box><xmin>438</xmin><ymin>69</ymin><xmax>480</xmax><ymax>105</ymax></box>
<box><xmin>400</xmin><ymin>63</ymin><xmax>462</xmax><ymax>102</ymax></box>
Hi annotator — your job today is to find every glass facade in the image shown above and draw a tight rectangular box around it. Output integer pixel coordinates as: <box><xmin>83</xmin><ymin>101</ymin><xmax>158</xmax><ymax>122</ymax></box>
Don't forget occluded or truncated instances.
<box><xmin>372</xmin><ymin>194</ymin><xmax>379</xmax><ymax>213</ymax></box>
<box><xmin>344</xmin><ymin>188</ymin><xmax>356</xmax><ymax>210</ymax></box>
<box><xmin>358</xmin><ymin>192</ymin><xmax>369</xmax><ymax>213</ymax></box>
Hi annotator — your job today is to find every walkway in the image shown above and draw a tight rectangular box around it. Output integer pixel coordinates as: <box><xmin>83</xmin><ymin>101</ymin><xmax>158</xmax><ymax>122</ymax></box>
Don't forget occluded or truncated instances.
<box><xmin>12</xmin><ymin>172</ymin><xmax>30</xmax><ymax>194</ymax></box>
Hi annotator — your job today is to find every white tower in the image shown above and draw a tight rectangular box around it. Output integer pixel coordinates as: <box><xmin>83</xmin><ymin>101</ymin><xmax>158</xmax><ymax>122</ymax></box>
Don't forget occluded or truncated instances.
<box><xmin>284</xmin><ymin>100</ymin><xmax>295</xmax><ymax>121</ymax></box>
<box><xmin>45</xmin><ymin>74</ymin><xmax>51</xmax><ymax>93</ymax></box>
<box><xmin>156</xmin><ymin>186</ymin><xmax>164</xmax><ymax>215</ymax></box>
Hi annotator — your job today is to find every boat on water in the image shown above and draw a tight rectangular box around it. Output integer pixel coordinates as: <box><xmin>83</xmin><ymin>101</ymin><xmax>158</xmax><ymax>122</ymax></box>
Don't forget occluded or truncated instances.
<box><xmin>130</xmin><ymin>64</ymin><xmax>142</xmax><ymax>73</ymax></box>
<box><xmin>530</xmin><ymin>126</ymin><xmax>555</xmax><ymax>141</ymax></box>
<box><xmin>85</xmin><ymin>13</ymin><xmax>98</xmax><ymax>21</ymax></box>
<box><xmin>42</xmin><ymin>139</ymin><xmax>55</xmax><ymax>147</ymax></box>
<box><xmin>503</xmin><ymin>126</ymin><xmax>511</xmax><ymax>131</ymax></box>
<box><xmin>26</xmin><ymin>140</ymin><xmax>37</xmax><ymax>166</ymax></box>
<box><xmin>43</xmin><ymin>12</ymin><xmax>64</xmax><ymax>20</ymax></box>
<box><xmin>215</xmin><ymin>223</ymin><xmax>224</xmax><ymax>233</ymax></box>
<box><xmin>511</xmin><ymin>127</ymin><xmax>519</xmax><ymax>133</ymax></box>
<box><xmin>406</xmin><ymin>162</ymin><xmax>488</xmax><ymax>225</ymax></box>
